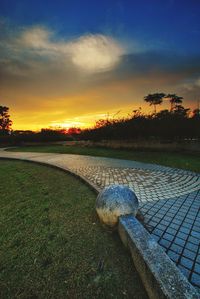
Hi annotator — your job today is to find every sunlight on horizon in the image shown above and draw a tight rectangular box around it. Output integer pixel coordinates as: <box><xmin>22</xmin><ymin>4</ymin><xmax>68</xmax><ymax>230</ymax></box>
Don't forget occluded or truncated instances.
<box><xmin>10</xmin><ymin>103</ymin><xmax>172</xmax><ymax>131</ymax></box>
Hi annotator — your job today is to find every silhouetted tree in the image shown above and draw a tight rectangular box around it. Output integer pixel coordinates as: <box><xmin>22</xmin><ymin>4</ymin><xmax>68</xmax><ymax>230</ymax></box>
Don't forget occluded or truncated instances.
<box><xmin>165</xmin><ymin>94</ymin><xmax>183</xmax><ymax>111</ymax></box>
<box><xmin>173</xmin><ymin>105</ymin><xmax>190</xmax><ymax>118</ymax></box>
<box><xmin>192</xmin><ymin>108</ymin><xmax>200</xmax><ymax>119</ymax></box>
<box><xmin>144</xmin><ymin>93</ymin><xmax>165</xmax><ymax>113</ymax></box>
<box><xmin>95</xmin><ymin>119</ymin><xmax>112</xmax><ymax>129</ymax></box>
<box><xmin>132</xmin><ymin>107</ymin><xmax>142</xmax><ymax>118</ymax></box>
<box><xmin>0</xmin><ymin>106</ymin><xmax>12</xmax><ymax>134</ymax></box>
<box><xmin>155</xmin><ymin>109</ymin><xmax>171</xmax><ymax>120</ymax></box>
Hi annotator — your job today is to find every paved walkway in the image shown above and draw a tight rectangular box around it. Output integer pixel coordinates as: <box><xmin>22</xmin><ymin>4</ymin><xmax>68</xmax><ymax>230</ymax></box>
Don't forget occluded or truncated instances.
<box><xmin>0</xmin><ymin>149</ymin><xmax>200</xmax><ymax>290</ymax></box>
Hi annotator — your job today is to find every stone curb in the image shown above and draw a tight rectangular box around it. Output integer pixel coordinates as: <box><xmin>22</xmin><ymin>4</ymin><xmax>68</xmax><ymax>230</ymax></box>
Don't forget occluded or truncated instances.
<box><xmin>118</xmin><ymin>215</ymin><xmax>200</xmax><ymax>299</ymax></box>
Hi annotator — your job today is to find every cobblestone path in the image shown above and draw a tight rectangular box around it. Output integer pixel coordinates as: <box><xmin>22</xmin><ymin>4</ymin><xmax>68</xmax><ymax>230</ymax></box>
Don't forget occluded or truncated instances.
<box><xmin>0</xmin><ymin>150</ymin><xmax>200</xmax><ymax>290</ymax></box>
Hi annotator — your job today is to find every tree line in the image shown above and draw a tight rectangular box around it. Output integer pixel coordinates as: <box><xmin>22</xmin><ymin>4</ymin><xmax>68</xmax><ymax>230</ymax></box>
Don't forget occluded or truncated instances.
<box><xmin>0</xmin><ymin>92</ymin><xmax>200</xmax><ymax>144</ymax></box>
<box><xmin>80</xmin><ymin>93</ymin><xmax>200</xmax><ymax>141</ymax></box>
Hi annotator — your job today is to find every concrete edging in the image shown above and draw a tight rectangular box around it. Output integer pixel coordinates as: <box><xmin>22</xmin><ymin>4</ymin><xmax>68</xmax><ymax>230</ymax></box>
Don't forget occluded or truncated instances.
<box><xmin>118</xmin><ymin>215</ymin><xmax>200</xmax><ymax>299</ymax></box>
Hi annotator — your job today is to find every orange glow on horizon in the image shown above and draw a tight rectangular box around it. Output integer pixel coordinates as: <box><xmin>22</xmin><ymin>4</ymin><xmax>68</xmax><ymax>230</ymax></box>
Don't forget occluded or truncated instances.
<box><xmin>10</xmin><ymin>107</ymin><xmax>132</xmax><ymax>131</ymax></box>
<box><xmin>8</xmin><ymin>88</ymin><xmax>194</xmax><ymax>131</ymax></box>
<box><xmin>10</xmin><ymin>100</ymin><xmax>174</xmax><ymax>131</ymax></box>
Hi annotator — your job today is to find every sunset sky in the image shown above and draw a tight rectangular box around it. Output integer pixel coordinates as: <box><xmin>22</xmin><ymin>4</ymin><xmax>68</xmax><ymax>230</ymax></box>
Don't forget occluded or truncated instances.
<box><xmin>0</xmin><ymin>0</ymin><xmax>200</xmax><ymax>130</ymax></box>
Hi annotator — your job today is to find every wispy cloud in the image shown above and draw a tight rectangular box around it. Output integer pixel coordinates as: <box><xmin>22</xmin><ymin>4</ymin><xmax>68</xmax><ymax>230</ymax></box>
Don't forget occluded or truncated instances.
<box><xmin>181</xmin><ymin>77</ymin><xmax>200</xmax><ymax>91</ymax></box>
<box><xmin>67</xmin><ymin>34</ymin><xmax>124</xmax><ymax>72</ymax></box>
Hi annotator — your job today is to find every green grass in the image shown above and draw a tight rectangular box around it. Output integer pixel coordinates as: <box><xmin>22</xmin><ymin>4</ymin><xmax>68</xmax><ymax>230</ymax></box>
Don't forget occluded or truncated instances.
<box><xmin>0</xmin><ymin>160</ymin><xmax>147</xmax><ymax>299</ymax></box>
<box><xmin>8</xmin><ymin>145</ymin><xmax>200</xmax><ymax>173</ymax></box>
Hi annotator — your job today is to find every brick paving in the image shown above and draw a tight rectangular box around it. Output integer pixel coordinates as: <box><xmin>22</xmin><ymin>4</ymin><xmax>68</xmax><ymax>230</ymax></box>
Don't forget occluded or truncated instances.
<box><xmin>0</xmin><ymin>149</ymin><xmax>200</xmax><ymax>290</ymax></box>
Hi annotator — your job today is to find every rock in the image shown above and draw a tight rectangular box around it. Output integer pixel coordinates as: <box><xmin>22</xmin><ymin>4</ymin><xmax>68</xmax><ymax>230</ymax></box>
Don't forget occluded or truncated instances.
<box><xmin>96</xmin><ymin>184</ymin><xmax>139</xmax><ymax>228</ymax></box>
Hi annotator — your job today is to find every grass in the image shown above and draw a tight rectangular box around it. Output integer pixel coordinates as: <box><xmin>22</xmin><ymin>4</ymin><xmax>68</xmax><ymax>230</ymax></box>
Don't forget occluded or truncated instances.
<box><xmin>8</xmin><ymin>145</ymin><xmax>200</xmax><ymax>173</ymax></box>
<box><xmin>0</xmin><ymin>160</ymin><xmax>148</xmax><ymax>299</ymax></box>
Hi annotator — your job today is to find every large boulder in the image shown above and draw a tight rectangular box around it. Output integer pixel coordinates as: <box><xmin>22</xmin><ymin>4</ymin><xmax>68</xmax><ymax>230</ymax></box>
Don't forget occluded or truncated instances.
<box><xmin>96</xmin><ymin>184</ymin><xmax>139</xmax><ymax>228</ymax></box>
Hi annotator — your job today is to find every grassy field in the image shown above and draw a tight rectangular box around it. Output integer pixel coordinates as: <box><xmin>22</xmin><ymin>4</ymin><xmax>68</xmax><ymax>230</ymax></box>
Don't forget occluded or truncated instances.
<box><xmin>8</xmin><ymin>145</ymin><xmax>200</xmax><ymax>173</ymax></box>
<box><xmin>0</xmin><ymin>160</ymin><xmax>148</xmax><ymax>299</ymax></box>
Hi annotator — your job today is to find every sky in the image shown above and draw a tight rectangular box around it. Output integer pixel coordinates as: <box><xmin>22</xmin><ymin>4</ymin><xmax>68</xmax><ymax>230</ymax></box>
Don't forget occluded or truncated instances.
<box><xmin>0</xmin><ymin>0</ymin><xmax>200</xmax><ymax>130</ymax></box>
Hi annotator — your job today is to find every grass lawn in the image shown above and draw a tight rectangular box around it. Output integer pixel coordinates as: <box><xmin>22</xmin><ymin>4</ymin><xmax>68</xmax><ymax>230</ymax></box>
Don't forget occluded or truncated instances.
<box><xmin>8</xmin><ymin>145</ymin><xmax>200</xmax><ymax>173</ymax></box>
<box><xmin>0</xmin><ymin>160</ymin><xmax>148</xmax><ymax>299</ymax></box>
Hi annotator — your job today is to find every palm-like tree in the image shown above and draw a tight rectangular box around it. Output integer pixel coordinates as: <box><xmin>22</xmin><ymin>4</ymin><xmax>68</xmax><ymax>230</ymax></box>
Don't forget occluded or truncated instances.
<box><xmin>144</xmin><ymin>93</ymin><xmax>165</xmax><ymax>114</ymax></box>
<box><xmin>165</xmin><ymin>94</ymin><xmax>183</xmax><ymax>112</ymax></box>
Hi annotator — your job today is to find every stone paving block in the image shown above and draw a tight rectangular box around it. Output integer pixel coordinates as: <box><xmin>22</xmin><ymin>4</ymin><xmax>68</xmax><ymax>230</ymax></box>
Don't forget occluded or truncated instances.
<box><xmin>191</xmin><ymin>273</ymin><xmax>200</xmax><ymax>287</ymax></box>
<box><xmin>152</xmin><ymin>228</ymin><xmax>164</xmax><ymax>237</ymax></box>
<box><xmin>156</xmin><ymin>223</ymin><xmax>166</xmax><ymax>231</ymax></box>
<box><xmin>152</xmin><ymin>215</ymin><xmax>162</xmax><ymax>222</ymax></box>
<box><xmin>180</xmin><ymin>257</ymin><xmax>194</xmax><ymax>270</ymax></box>
<box><xmin>188</xmin><ymin>236</ymin><xmax>200</xmax><ymax>246</ymax></box>
<box><xmin>174</xmin><ymin>237</ymin><xmax>186</xmax><ymax>247</ymax></box>
<box><xmin>196</xmin><ymin>255</ymin><xmax>200</xmax><ymax>264</ymax></box>
<box><xmin>194</xmin><ymin>263</ymin><xmax>200</xmax><ymax>275</ymax></box>
<box><xmin>170</xmin><ymin>222</ymin><xmax>181</xmax><ymax>230</ymax></box>
<box><xmin>168</xmin><ymin>250</ymin><xmax>180</xmax><ymax>263</ymax></box>
<box><xmin>179</xmin><ymin>226</ymin><xmax>191</xmax><ymax>234</ymax></box>
<box><xmin>160</xmin><ymin>219</ymin><xmax>171</xmax><ymax>226</ymax></box>
<box><xmin>191</xmin><ymin>231</ymin><xmax>200</xmax><ymax>239</ymax></box>
<box><xmin>166</xmin><ymin>227</ymin><xmax>177</xmax><ymax>236</ymax></box>
<box><xmin>185</xmin><ymin>218</ymin><xmax>196</xmax><ymax>225</ymax></box>
<box><xmin>159</xmin><ymin>238</ymin><xmax>171</xmax><ymax>249</ymax></box>
<box><xmin>182</xmin><ymin>248</ymin><xmax>197</xmax><ymax>260</ymax></box>
<box><xmin>169</xmin><ymin>243</ymin><xmax>183</xmax><ymax>254</ymax></box>
<box><xmin>178</xmin><ymin>265</ymin><xmax>191</xmax><ymax>279</ymax></box>
<box><xmin>163</xmin><ymin>233</ymin><xmax>174</xmax><ymax>242</ymax></box>
<box><xmin>193</xmin><ymin>225</ymin><xmax>200</xmax><ymax>232</ymax></box>
<box><xmin>185</xmin><ymin>242</ymin><xmax>199</xmax><ymax>253</ymax></box>
<box><xmin>182</xmin><ymin>222</ymin><xmax>193</xmax><ymax>230</ymax></box>
<box><xmin>176</xmin><ymin>231</ymin><xmax>188</xmax><ymax>241</ymax></box>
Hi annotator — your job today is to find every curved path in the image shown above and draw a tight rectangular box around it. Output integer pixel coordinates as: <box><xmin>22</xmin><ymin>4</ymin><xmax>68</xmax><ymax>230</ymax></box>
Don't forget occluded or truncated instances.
<box><xmin>0</xmin><ymin>149</ymin><xmax>200</xmax><ymax>290</ymax></box>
